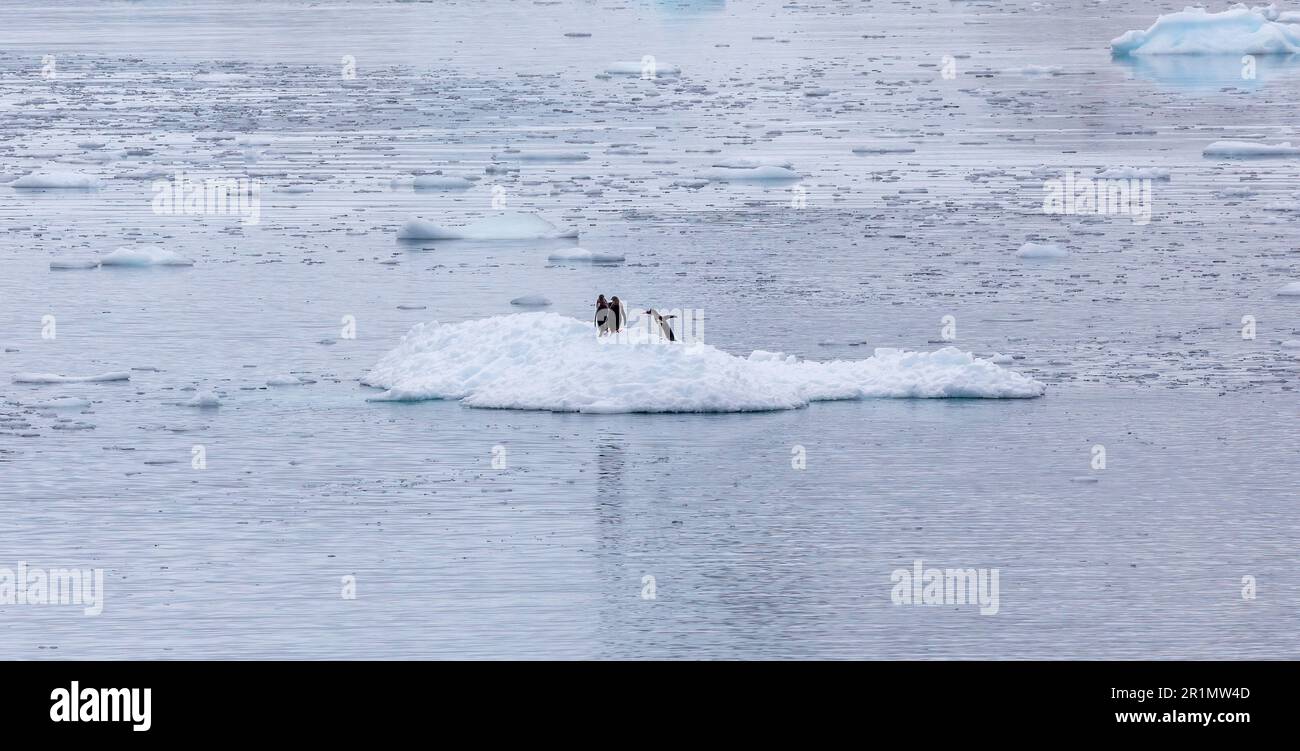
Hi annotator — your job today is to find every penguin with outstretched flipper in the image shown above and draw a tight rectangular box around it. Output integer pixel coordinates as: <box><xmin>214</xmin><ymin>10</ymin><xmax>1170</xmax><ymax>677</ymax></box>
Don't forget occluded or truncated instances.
<box><xmin>644</xmin><ymin>308</ymin><xmax>677</xmax><ymax>342</ymax></box>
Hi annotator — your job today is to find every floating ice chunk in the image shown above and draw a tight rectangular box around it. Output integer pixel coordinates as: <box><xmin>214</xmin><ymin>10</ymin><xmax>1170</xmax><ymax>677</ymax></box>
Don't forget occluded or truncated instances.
<box><xmin>193</xmin><ymin>72</ymin><xmax>249</xmax><ymax>84</ymax></box>
<box><xmin>1095</xmin><ymin>167</ymin><xmax>1172</xmax><ymax>180</ymax></box>
<box><xmin>496</xmin><ymin>150</ymin><xmax>589</xmax><ymax>162</ymax></box>
<box><xmin>1281</xmin><ymin>339</ymin><xmax>1300</xmax><ymax>348</ymax></box>
<box><xmin>852</xmin><ymin>141</ymin><xmax>916</xmax><ymax>154</ymax></box>
<box><xmin>414</xmin><ymin>175</ymin><xmax>473</xmax><ymax>189</ymax></box>
<box><xmin>1006</xmin><ymin>64</ymin><xmax>1064</xmax><ymax>75</ymax></box>
<box><xmin>397</xmin><ymin>212</ymin><xmax>578</xmax><ymax>241</ymax></box>
<box><xmin>990</xmin><ymin>353</ymin><xmax>1015</xmax><ymax>365</ymax></box>
<box><xmin>13</xmin><ymin>371</ymin><xmax>130</xmax><ymax>384</ymax></box>
<box><xmin>1111</xmin><ymin>5</ymin><xmax>1300</xmax><ymax>56</ymax></box>
<box><xmin>605</xmin><ymin>61</ymin><xmax>681</xmax><ymax>76</ymax></box>
<box><xmin>266</xmin><ymin>375</ymin><xmax>305</xmax><ymax>386</ymax></box>
<box><xmin>115</xmin><ymin>167</ymin><xmax>172</xmax><ymax>180</ymax></box>
<box><xmin>1203</xmin><ymin>140</ymin><xmax>1300</xmax><ymax>157</ymax></box>
<box><xmin>702</xmin><ymin>163</ymin><xmax>801</xmax><ymax>181</ymax></box>
<box><xmin>10</xmin><ymin>170</ymin><xmax>104</xmax><ymax>189</ymax></box>
<box><xmin>1016</xmin><ymin>242</ymin><xmax>1069</xmax><ymax>259</ymax></box>
<box><xmin>1276</xmin><ymin>281</ymin><xmax>1300</xmax><ymax>296</ymax></box>
<box><xmin>509</xmin><ymin>295</ymin><xmax>552</xmax><ymax>307</ymax></box>
<box><xmin>547</xmin><ymin>247</ymin><xmax>625</xmax><ymax>263</ymax></box>
<box><xmin>183</xmin><ymin>391</ymin><xmax>221</xmax><ymax>408</ymax></box>
<box><xmin>363</xmin><ymin>313</ymin><xmax>1045</xmax><ymax>412</ymax></box>
<box><xmin>30</xmin><ymin>397</ymin><xmax>91</xmax><ymax>409</ymax></box>
<box><xmin>712</xmin><ymin>157</ymin><xmax>794</xmax><ymax>170</ymax></box>
<box><xmin>50</xmin><ymin>258</ymin><xmax>101</xmax><ymax>270</ymax></box>
<box><xmin>100</xmin><ymin>246</ymin><xmax>195</xmax><ymax>267</ymax></box>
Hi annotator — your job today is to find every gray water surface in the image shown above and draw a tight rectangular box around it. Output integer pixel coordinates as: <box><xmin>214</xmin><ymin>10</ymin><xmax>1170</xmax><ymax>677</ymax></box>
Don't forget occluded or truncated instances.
<box><xmin>1</xmin><ymin>0</ymin><xmax>1297</xmax><ymax>659</ymax></box>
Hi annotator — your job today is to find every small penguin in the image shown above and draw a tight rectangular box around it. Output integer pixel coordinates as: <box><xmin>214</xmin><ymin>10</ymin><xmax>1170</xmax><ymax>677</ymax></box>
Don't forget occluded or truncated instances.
<box><xmin>644</xmin><ymin>308</ymin><xmax>677</xmax><ymax>342</ymax></box>
<box><xmin>594</xmin><ymin>295</ymin><xmax>613</xmax><ymax>335</ymax></box>
<box><xmin>609</xmin><ymin>296</ymin><xmax>626</xmax><ymax>332</ymax></box>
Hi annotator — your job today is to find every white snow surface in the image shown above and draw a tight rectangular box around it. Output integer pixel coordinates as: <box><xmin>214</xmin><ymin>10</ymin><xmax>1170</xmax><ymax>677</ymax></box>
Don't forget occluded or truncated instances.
<box><xmin>1111</xmin><ymin>5</ymin><xmax>1300</xmax><ymax>56</ymax></box>
<box><xmin>363</xmin><ymin>313</ymin><xmax>1046</xmax><ymax>412</ymax></box>
<box><xmin>397</xmin><ymin>212</ymin><xmax>578</xmax><ymax>240</ymax></box>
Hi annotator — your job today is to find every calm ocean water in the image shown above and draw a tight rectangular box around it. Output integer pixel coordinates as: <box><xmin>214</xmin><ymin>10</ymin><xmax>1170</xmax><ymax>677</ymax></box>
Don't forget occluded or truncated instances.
<box><xmin>1</xmin><ymin>0</ymin><xmax>1297</xmax><ymax>658</ymax></box>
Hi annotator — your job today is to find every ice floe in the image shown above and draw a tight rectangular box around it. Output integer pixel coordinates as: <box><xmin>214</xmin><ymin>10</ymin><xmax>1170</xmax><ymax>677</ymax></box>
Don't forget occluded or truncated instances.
<box><xmin>183</xmin><ymin>391</ymin><xmax>221</xmax><ymax>408</ymax></box>
<box><xmin>397</xmin><ymin>211</ymin><xmax>578</xmax><ymax>241</ymax></box>
<box><xmin>509</xmin><ymin>295</ymin><xmax>552</xmax><ymax>306</ymax></box>
<box><xmin>852</xmin><ymin>141</ymin><xmax>917</xmax><ymax>154</ymax></box>
<box><xmin>362</xmin><ymin>313</ymin><xmax>1046</xmax><ymax>412</ymax></box>
<box><xmin>30</xmin><ymin>397</ymin><xmax>92</xmax><ymax>409</ymax></box>
<box><xmin>10</xmin><ymin>170</ymin><xmax>104</xmax><ymax>189</ymax></box>
<box><xmin>13</xmin><ymin>371</ymin><xmax>130</xmax><ymax>384</ymax></box>
<box><xmin>1095</xmin><ymin>167</ymin><xmax>1172</xmax><ymax>180</ymax></box>
<box><xmin>1276</xmin><ymin>281</ymin><xmax>1300</xmax><ymax>296</ymax></box>
<box><xmin>702</xmin><ymin>159</ymin><xmax>800</xmax><ymax>181</ymax></box>
<box><xmin>547</xmin><ymin>247</ymin><xmax>625</xmax><ymax>263</ymax></box>
<box><xmin>1203</xmin><ymin>140</ymin><xmax>1300</xmax><ymax>157</ymax></box>
<box><xmin>49</xmin><ymin>259</ymin><xmax>102</xmax><ymax>270</ymax></box>
<box><xmin>496</xmin><ymin>149</ymin><xmax>589</xmax><ymax>162</ymax></box>
<box><xmin>1112</xmin><ymin>5</ymin><xmax>1300</xmax><ymax>56</ymax></box>
<box><xmin>100</xmin><ymin>246</ymin><xmax>195</xmax><ymax>267</ymax></box>
<box><xmin>1016</xmin><ymin>242</ymin><xmax>1069</xmax><ymax>259</ymax></box>
<box><xmin>605</xmin><ymin>61</ymin><xmax>681</xmax><ymax>76</ymax></box>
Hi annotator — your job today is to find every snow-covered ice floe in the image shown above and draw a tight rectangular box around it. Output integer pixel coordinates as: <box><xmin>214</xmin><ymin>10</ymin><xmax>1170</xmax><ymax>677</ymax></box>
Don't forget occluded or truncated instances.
<box><xmin>362</xmin><ymin>313</ymin><xmax>1045</xmax><ymax>412</ymax></box>
<box><xmin>13</xmin><ymin>371</ymin><xmax>130</xmax><ymax>384</ymax></box>
<box><xmin>496</xmin><ymin>149</ymin><xmax>589</xmax><ymax>162</ymax></box>
<box><xmin>29</xmin><ymin>397</ymin><xmax>92</xmax><ymax>409</ymax></box>
<box><xmin>1203</xmin><ymin>140</ymin><xmax>1300</xmax><ymax>157</ymax></box>
<box><xmin>1016</xmin><ymin>242</ymin><xmax>1069</xmax><ymax>259</ymax></box>
<box><xmin>509</xmin><ymin>295</ymin><xmax>552</xmax><ymax>306</ymax></box>
<box><xmin>1095</xmin><ymin>167</ymin><xmax>1172</xmax><ymax>180</ymax></box>
<box><xmin>605</xmin><ymin>61</ymin><xmax>681</xmax><ymax>76</ymax></box>
<box><xmin>1276</xmin><ymin>281</ymin><xmax>1300</xmax><ymax>296</ymax></box>
<box><xmin>390</xmin><ymin>175</ymin><xmax>474</xmax><ymax>190</ymax></box>
<box><xmin>1111</xmin><ymin>5</ymin><xmax>1300</xmax><ymax>56</ymax></box>
<box><xmin>183</xmin><ymin>391</ymin><xmax>221</xmax><ymax>408</ymax></box>
<box><xmin>547</xmin><ymin>247</ymin><xmax>625</xmax><ymax>263</ymax></box>
<box><xmin>10</xmin><ymin>170</ymin><xmax>104</xmax><ymax>189</ymax></box>
<box><xmin>702</xmin><ymin>159</ymin><xmax>800</xmax><ymax>181</ymax></box>
<box><xmin>397</xmin><ymin>211</ymin><xmax>578</xmax><ymax>240</ymax></box>
<box><xmin>100</xmin><ymin>246</ymin><xmax>195</xmax><ymax>267</ymax></box>
<box><xmin>852</xmin><ymin>141</ymin><xmax>917</xmax><ymax>154</ymax></box>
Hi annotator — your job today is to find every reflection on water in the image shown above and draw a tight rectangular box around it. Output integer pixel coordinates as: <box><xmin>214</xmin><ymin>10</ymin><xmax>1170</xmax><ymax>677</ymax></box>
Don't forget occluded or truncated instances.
<box><xmin>1114</xmin><ymin>52</ymin><xmax>1300</xmax><ymax>88</ymax></box>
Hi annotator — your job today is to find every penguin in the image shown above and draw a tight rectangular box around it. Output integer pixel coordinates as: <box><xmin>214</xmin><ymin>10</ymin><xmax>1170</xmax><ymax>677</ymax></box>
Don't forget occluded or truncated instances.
<box><xmin>644</xmin><ymin>308</ymin><xmax>677</xmax><ymax>342</ymax></box>
<box><xmin>594</xmin><ymin>295</ymin><xmax>614</xmax><ymax>335</ymax></box>
<box><xmin>609</xmin><ymin>296</ymin><xmax>626</xmax><ymax>332</ymax></box>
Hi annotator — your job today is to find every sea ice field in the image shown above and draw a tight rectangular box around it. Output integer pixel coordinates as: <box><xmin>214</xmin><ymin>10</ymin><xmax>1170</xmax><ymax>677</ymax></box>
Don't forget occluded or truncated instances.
<box><xmin>1</xmin><ymin>0</ymin><xmax>1298</xmax><ymax>659</ymax></box>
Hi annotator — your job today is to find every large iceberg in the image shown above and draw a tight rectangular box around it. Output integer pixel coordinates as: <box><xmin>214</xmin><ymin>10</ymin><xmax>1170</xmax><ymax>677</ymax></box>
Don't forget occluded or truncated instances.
<box><xmin>1111</xmin><ymin>5</ymin><xmax>1300</xmax><ymax>56</ymax></box>
<box><xmin>397</xmin><ymin>211</ymin><xmax>578</xmax><ymax>241</ymax></box>
<box><xmin>363</xmin><ymin>313</ymin><xmax>1045</xmax><ymax>413</ymax></box>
